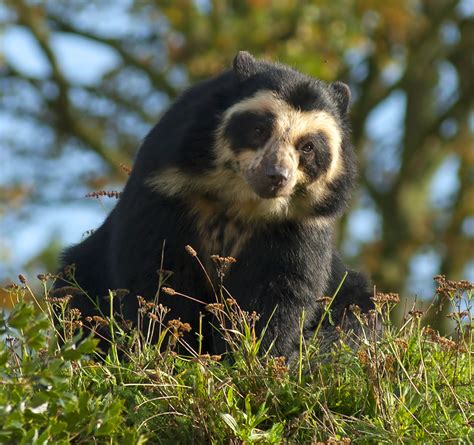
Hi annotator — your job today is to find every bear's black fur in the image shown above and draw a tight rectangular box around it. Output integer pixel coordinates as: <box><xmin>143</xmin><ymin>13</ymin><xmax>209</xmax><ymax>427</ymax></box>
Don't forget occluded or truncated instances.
<box><xmin>56</xmin><ymin>52</ymin><xmax>373</xmax><ymax>358</ymax></box>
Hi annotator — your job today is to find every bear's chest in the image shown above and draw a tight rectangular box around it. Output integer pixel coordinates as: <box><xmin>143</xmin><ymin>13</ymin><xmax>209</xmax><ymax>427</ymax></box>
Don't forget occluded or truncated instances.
<box><xmin>188</xmin><ymin>196</ymin><xmax>254</xmax><ymax>262</ymax></box>
<box><xmin>199</xmin><ymin>216</ymin><xmax>252</xmax><ymax>261</ymax></box>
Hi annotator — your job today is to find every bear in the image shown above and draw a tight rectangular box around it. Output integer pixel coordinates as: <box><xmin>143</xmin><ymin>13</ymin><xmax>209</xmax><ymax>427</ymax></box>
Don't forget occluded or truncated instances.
<box><xmin>55</xmin><ymin>51</ymin><xmax>373</xmax><ymax>359</ymax></box>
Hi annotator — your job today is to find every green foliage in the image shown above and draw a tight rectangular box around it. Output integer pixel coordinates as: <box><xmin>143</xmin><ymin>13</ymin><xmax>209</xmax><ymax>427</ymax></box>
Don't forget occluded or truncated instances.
<box><xmin>0</xmin><ymin>278</ymin><xmax>472</xmax><ymax>444</ymax></box>
<box><xmin>0</xmin><ymin>302</ymin><xmax>144</xmax><ymax>444</ymax></box>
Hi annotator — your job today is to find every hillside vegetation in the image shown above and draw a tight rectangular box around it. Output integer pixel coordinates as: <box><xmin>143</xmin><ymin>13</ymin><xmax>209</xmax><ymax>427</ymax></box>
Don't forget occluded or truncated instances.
<box><xmin>0</xmin><ymin>272</ymin><xmax>472</xmax><ymax>444</ymax></box>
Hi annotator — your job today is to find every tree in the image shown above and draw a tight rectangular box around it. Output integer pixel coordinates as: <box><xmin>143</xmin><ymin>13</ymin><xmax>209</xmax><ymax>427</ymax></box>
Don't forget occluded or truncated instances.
<box><xmin>1</xmin><ymin>0</ymin><xmax>473</xmax><ymax>302</ymax></box>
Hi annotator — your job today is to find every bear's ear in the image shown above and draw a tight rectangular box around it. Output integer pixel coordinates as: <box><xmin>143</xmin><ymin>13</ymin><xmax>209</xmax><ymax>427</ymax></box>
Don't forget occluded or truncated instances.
<box><xmin>233</xmin><ymin>51</ymin><xmax>258</xmax><ymax>80</ymax></box>
<box><xmin>329</xmin><ymin>81</ymin><xmax>351</xmax><ymax>114</ymax></box>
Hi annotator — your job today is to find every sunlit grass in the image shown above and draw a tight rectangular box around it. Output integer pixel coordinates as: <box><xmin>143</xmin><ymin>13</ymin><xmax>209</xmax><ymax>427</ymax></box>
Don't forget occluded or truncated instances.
<box><xmin>0</xmin><ymin>271</ymin><xmax>472</xmax><ymax>444</ymax></box>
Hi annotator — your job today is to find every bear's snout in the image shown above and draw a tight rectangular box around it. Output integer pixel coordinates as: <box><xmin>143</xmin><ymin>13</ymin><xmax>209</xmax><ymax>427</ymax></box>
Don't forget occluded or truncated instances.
<box><xmin>265</xmin><ymin>165</ymin><xmax>290</xmax><ymax>188</ymax></box>
<box><xmin>244</xmin><ymin>146</ymin><xmax>297</xmax><ymax>199</ymax></box>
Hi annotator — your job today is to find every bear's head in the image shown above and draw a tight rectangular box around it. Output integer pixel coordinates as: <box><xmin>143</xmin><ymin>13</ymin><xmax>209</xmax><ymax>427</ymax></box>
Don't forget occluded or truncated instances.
<box><xmin>148</xmin><ymin>51</ymin><xmax>356</xmax><ymax>224</ymax></box>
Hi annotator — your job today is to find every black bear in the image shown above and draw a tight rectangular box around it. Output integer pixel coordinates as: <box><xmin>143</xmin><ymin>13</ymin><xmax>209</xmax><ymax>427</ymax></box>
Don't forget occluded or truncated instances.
<box><xmin>56</xmin><ymin>51</ymin><xmax>373</xmax><ymax>358</ymax></box>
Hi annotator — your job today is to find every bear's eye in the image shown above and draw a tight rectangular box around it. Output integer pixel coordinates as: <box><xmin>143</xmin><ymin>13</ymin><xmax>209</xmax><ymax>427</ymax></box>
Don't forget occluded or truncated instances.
<box><xmin>224</xmin><ymin>110</ymin><xmax>275</xmax><ymax>152</ymax></box>
<box><xmin>299</xmin><ymin>142</ymin><xmax>314</xmax><ymax>154</ymax></box>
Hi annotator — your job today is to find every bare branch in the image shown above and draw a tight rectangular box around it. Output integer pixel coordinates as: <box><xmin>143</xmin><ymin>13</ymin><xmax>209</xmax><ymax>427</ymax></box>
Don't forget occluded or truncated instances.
<box><xmin>47</xmin><ymin>14</ymin><xmax>179</xmax><ymax>98</ymax></box>
<box><xmin>12</xmin><ymin>1</ymin><xmax>130</xmax><ymax>173</ymax></box>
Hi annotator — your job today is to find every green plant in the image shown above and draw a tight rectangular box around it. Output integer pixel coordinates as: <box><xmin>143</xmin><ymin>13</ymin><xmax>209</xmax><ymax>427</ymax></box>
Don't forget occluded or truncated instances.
<box><xmin>1</xmin><ymin>273</ymin><xmax>472</xmax><ymax>444</ymax></box>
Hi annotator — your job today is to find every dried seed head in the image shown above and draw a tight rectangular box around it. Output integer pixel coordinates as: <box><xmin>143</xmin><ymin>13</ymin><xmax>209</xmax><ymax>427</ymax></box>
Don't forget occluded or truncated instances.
<box><xmin>211</xmin><ymin>255</ymin><xmax>237</xmax><ymax>280</ymax></box>
<box><xmin>446</xmin><ymin>311</ymin><xmax>470</xmax><ymax>320</ymax></box>
<box><xmin>210</xmin><ymin>255</ymin><xmax>237</xmax><ymax>265</ymax></box>
<box><xmin>408</xmin><ymin>310</ymin><xmax>424</xmax><ymax>318</ymax></box>
<box><xmin>457</xmin><ymin>280</ymin><xmax>474</xmax><ymax>290</ymax></box>
<box><xmin>384</xmin><ymin>355</ymin><xmax>395</xmax><ymax>372</ymax></box>
<box><xmin>148</xmin><ymin>312</ymin><xmax>159</xmax><ymax>321</ymax></box>
<box><xmin>316</xmin><ymin>296</ymin><xmax>332</xmax><ymax>305</ymax></box>
<box><xmin>72</xmin><ymin>320</ymin><xmax>83</xmax><ymax>329</ymax></box>
<box><xmin>357</xmin><ymin>350</ymin><xmax>369</xmax><ymax>365</ymax></box>
<box><xmin>5</xmin><ymin>283</ymin><xmax>21</xmax><ymax>290</ymax></box>
<box><xmin>167</xmin><ymin>319</ymin><xmax>192</xmax><ymax>334</ymax></box>
<box><xmin>156</xmin><ymin>303</ymin><xmax>171</xmax><ymax>315</ymax></box>
<box><xmin>185</xmin><ymin>245</ymin><xmax>197</xmax><ymax>257</ymax></box>
<box><xmin>114</xmin><ymin>288</ymin><xmax>130</xmax><ymax>299</ymax></box>
<box><xmin>162</xmin><ymin>287</ymin><xmax>176</xmax><ymax>296</ymax></box>
<box><xmin>424</xmin><ymin>327</ymin><xmax>437</xmax><ymax>339</ymax></box>
<box><xmin>349</xmin><ymin>304</ymin><xmax>361</xmax><ymax>315</ymax></box>
<box><xmin>394</xmin><ymin>338</ymin><xmax>408</xmax><ymax>349</ymax></box>
<box><xmin>37</xmin><ymin>273</ymin><xmax>52</xmax><ymax>282</ymax></box>
<box><xmin>437</xmin><ymin>336</ymin><xmax>457</xmax><ymax>350</ymax></box>
<box><xmin>137</xmin><ymin>295</ymin><xmax>147</xmax><ymax>306</ymax></box>
<box><xmin>85</xmin><ymin>315</ymin><xmax>109</xmax><ymax>326</ymax></box>
<box><xmin>18</xmin><ymin>274</ymin><xmax>27</xmax><ymax>284</ymax></box>
<box><xmin>45</xmin><ymin>295</ymin><xmax>72</xmax><ymax>305</ymax></box>
<box><xmin>68</xmin><ymin>308</ymin><xmax>82</xmax><ymax>319</ymax></box>
<box><xmin>249</xmin><ymin>311</ymin><xmax>260</xmax><ymax>322</ymax></box>
<box><xmin>271</xmin><ymin>356</ymin><xmax>289</xmax><ymax>377</ymax></box>
<box><xmin>85</xmin><ymin>190</ymin><xmax>122</xmax><ymax>199</ymax></box>
<box><xmin>372</xmin><ymin>292</ymin><xmax>400</xmax><ymax>304</ymax></box>
<box><xmin>434</xmin><ymin>275</ymin><xmax>474</xmax><ymax>297</ymax></box>
<box><xmin>424</xmin><ymin>326</ymin><xmax>458</xmax><ymax>350</ymax></box>
<box><xmin>192</xmin><ymin>354</ymin><xmax>210</xmax><ymax>364</ymax></box>
<box><xmin>205</xmin><ymin>303</ymin><xmax>224</xmax><ymax>314</ymax></box>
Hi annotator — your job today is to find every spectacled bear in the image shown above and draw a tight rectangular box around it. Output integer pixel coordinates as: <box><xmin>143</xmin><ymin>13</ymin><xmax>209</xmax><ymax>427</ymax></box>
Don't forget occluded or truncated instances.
<box><xmin>55</xmin><ymin>51</ymin><xmax>373</xmax><ymax>358</ymax></box>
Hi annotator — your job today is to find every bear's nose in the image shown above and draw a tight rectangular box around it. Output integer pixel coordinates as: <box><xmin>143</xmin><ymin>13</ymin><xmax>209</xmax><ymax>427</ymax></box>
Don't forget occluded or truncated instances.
<box><xmin>266</xmin><ymin>166</ymin><xmax>290</xmax><ymax>187</ymax></box>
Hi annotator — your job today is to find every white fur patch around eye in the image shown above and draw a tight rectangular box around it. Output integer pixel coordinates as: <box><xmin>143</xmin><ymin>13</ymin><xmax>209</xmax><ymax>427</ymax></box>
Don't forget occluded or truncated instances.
<box><xmin>215</xmin><ymin>90</ymin><xmax>344</xmax><ymax>183</ymax></box>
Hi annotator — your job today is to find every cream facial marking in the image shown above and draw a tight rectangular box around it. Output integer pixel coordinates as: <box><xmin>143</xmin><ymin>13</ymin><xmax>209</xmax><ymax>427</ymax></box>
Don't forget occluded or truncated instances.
<box><xmin>147</xmin><ymin>89</ymin><xmax>344</xmax><ymax>224</ymax></box>
<box><xmin>215</xmin><ymin>90</ymin><xmax>344</xmax><ymax>183</ymax></box>
<box><xmin>147</xmin><ymin>167</ymin><xmax>292</xmax><ymax>221</ymax></box>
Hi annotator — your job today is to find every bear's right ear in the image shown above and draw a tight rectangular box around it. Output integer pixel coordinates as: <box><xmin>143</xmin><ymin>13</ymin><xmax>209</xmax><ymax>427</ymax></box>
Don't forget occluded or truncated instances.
<box><xmin>329</xmin><ymin>81</ymin><xmax>351</xmax><ymax>114</ymax></box>
<box><xmin>233</xmin><ymin>51</ymin><xmax>258</xmax><ymax>81</ymax></box>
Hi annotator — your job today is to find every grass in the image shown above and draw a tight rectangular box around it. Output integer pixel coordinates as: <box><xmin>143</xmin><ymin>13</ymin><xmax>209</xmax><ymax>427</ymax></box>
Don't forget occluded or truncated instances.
<box><xmin>0</xmin><ymin>270</ymin><xmax>472</xmax><ymax>444</ymax></box>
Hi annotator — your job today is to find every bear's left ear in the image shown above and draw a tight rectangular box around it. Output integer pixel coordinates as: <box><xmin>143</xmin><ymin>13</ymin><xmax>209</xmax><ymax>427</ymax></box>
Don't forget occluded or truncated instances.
<box><xmin>329</xmin><ymin>81</ymin><xmax>351</xmax><ymax>114</ymax></box>
<box><xmin>233</xmin><ymin>51</ymin><xmax>259</xmax><ymax>81</ymax></box>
